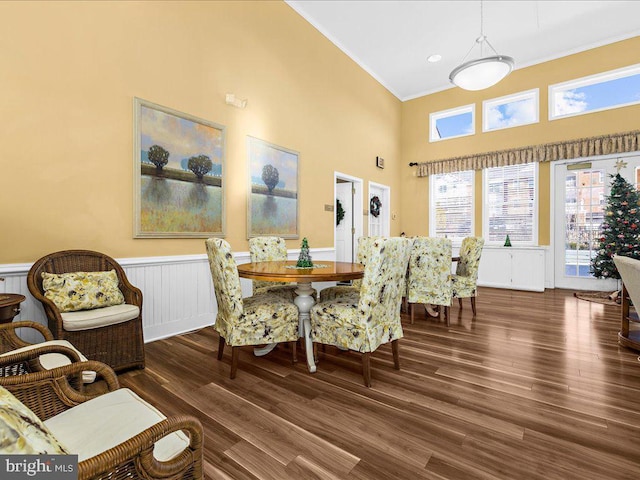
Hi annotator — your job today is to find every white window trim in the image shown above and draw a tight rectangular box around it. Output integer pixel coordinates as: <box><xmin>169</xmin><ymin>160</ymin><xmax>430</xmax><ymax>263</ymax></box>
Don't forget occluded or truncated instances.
<box><xmin>429</xmin><ymin>104</ymin><xmax>475</xmax><ymax>143</ymax></box>
<box><xmin>549</xmin><ymin>63</ymin><xmax>640</xmax><ymax>120</ymax></box>
<box><xmin>429</xmin><ymin>170</ymin><xmax>475</xmax><ymax>246</ymax></box>
<box><xmin>482</xmin><ymin>162</ymin><xmax>538</xmax><ymax>246</ymax></box>
<box><xmin>482</xmin><ymin>88</ymin><xmax>539</xmax><ymax>132</ymax></box>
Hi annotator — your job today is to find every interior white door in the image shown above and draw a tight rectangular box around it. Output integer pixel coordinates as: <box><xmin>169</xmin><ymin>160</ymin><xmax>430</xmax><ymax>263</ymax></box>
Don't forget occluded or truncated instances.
<box><xmin>368</xmin><ymin>182</ymin><xmax>390</xmax><ymax>237</ymax></box>
<box><xmin>335</xmin><ymin>182</ymin><xmax>354</xmax><ymax>262</ymax></box>
<box><xmin>554</xmin><ymin>154</ymin><xmax>640</xmax><ymax>290</ymax></box>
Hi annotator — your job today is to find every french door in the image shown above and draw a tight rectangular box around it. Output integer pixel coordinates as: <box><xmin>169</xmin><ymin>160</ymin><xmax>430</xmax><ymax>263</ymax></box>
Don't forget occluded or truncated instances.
<box><xmin>554</xmin><ymin>154</ymin><xmax>640</xmax><ymax>290</ymax></box>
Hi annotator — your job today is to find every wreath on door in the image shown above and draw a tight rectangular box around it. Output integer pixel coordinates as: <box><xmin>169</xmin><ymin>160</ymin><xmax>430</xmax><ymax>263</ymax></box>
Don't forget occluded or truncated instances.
<box><xmin>370</xmin><ymin>195</ymin><xmax>382</xmax><ymax>218</ymax></box>
<box><xmin>336</xmin><ymin>198</ymin><xmax>345</xmax><ymax>226</ymax></box>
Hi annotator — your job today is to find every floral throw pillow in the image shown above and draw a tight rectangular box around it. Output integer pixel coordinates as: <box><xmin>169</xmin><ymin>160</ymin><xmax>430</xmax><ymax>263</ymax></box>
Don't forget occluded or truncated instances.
<box><xmin>42</xmin><ymin>270</ymin><xmax>125</xmax><ymax>312</ymax></box>
<box><xmin>0</xmin><ymin>385</ymin><xmax>68</xmax><ymax>454</ymax></box>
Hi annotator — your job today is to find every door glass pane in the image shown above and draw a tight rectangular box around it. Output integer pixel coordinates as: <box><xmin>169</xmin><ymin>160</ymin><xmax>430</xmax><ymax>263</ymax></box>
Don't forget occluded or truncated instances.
<box><xmin>564</xmin><ymin>169</ymin><xmax>605</xmax><ymax>278</ymax></box>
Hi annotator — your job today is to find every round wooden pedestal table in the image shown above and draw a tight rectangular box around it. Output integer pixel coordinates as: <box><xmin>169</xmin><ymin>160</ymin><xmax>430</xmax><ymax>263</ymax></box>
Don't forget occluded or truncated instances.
<box><xmin>238</xmin><ymin>260</ymin><xmax>364</xmax><ymax>372</ymax></box>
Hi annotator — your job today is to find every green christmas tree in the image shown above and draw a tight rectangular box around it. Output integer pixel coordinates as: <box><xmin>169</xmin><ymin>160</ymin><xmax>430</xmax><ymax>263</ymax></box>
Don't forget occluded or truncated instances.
<box><xmin>591</xmin><ymin>173</ymin><xmax>640</xmax><ymax>279</ymax></box>
<box><xmin>296</xmin><ymin>237</ymin><xmax>313</xmax><ymax>268</ymax></box>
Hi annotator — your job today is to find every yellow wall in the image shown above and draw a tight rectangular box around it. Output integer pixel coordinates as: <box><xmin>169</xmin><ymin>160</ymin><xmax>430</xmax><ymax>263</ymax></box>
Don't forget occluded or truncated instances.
<box><xmin>0</xmin><ymin>1</ymin><xmax>402</xmax><ymax>263</ymax></box>
<box><xmin>2</xmin><ymin>1</ymin><xmax>639</xmax><ymax>264</ymax></box>
<box><xmin>400</xmin><ymin>36</ymin><xmax>640</xmax><ymax>244</ymax></box>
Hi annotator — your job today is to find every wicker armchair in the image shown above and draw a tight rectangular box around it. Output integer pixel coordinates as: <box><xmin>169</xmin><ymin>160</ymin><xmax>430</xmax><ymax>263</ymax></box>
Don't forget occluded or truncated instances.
<box><xmin>0</xmin><ymin>355</ymin><xmax>203</xmax><ymax>480</ymax></box>
<box><xmin>27</xmin><ymin>249</ymin><xmax>145</xmax><ymax>371</ymax></box>
<box><xmin>0</xmin><ymin>321</ymin><xmax>97</xmax><ymax>382</ymax></box>
<box><xmin>1</xmin><ymin>320</ymin><xmax>61</xmax><ymax>354</ymax></box>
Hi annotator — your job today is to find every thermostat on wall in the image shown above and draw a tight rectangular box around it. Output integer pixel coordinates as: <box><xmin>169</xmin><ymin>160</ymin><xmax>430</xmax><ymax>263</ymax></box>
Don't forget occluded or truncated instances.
<box><xmin>376</xmin><ymin>156</ymin><xmax>384</xmax><ymax>169</ymax></box>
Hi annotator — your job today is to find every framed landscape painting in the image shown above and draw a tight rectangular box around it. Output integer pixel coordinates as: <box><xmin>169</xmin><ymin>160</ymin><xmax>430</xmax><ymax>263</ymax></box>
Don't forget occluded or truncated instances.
<box><xmin>247</xmin><ymin>136</ymin><xmax>299</xmax><ymax>239</ymax></box>
<box><xmin>134</xmin><ymin>98</ymin><xmax>225</xmax><ymax>238</ymax></box>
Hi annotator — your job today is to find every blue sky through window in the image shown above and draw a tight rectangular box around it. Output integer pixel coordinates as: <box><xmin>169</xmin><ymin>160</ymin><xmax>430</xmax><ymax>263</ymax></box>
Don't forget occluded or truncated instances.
<box><xmin>484</xmin><ymin>89</ymin><xmax>539</xmax><ymax>132</ymax></box>
<box><xmin>435</xmin><ymin>111</ymin><xmax>473</xmax><ymax>139</ymax></box>
<box><xmin>554</xmin><ymin>72</ymin><xmax>640</xmax><ymax>117</ymax></box>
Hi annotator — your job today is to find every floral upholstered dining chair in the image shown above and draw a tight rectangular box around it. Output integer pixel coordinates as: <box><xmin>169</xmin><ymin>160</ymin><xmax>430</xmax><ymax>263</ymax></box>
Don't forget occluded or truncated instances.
<box><xmin>249</xmin><ymin>236</ymin><xmax>304</xmax><ymax>302</ymax></box>
<box><xmin>319</xmin><ymin>235</ymin><xmax>380</xmax><ymax>302</ymax></box>
<box><xmin>450</xmin><ymin>236</ymin><xmax>485</xmax><ymax>316</ymax></box>
<box><xmin>206</xmin><ymin>238</ymin><xmax>299</xmax><ymax>379</ymax></box>
<box><xmin>309</xmin><ymin>237</ymin><xmax>412</xmax><ymax>387</ymax></box>
<box><xmin>406</xmin><ymin>237</ymin><xmax>453</xmax><ymax>325</ymax></box>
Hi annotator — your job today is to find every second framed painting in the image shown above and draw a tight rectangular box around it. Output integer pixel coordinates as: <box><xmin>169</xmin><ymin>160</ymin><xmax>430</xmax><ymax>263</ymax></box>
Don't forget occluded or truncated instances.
<box><xmin>247</xmin><ymin>136</ymin><xmax>299</xmax><ymax>239</ymax></box>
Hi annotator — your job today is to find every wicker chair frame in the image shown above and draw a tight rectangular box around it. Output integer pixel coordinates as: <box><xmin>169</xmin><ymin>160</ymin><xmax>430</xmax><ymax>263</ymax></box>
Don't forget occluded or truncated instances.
<box><xmin>27</xmin><ymin>249</ymin><xmax>145</xmax><ymax>371</ymax></box>
<box><xmin>0</xmin><ymin>321</ymin><xmax>84</xmax><ymax>377</ymax></box>
<box><xmin>0</xmin><ymin>355</ymin><xmax>203</xmax><ymax>480</ymax></box>
<box><xmin>1</xmin><ymin>320</ymin><xmax>56</xmax><ymax>353</ymax></box>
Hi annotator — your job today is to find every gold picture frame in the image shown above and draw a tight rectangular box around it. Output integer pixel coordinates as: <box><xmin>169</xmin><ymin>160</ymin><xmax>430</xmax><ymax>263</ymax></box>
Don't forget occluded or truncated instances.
<box><xmin>247</xmin><ymin>136</ymin><xmax>299</xmax><ymax>239</ymax></box>
<box><xmin>133</xmin><ymin>98</ymin><xmax>226</xmax><ymax>238</ymax></box>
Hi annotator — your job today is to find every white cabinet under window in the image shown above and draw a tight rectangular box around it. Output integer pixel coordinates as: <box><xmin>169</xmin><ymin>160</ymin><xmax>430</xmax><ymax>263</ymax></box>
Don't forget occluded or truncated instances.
<box><xmin>477</xmin><ymin>246</ymin><xmax>545</xmax><ymax>292</ymax></box>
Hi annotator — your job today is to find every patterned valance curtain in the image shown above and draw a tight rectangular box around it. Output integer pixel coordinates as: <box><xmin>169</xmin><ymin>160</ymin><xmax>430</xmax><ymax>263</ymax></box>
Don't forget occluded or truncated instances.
<box><xmin>415</xmin><ymin>130</ymin><xmax>640</xmax><ymax>177</ymax></box>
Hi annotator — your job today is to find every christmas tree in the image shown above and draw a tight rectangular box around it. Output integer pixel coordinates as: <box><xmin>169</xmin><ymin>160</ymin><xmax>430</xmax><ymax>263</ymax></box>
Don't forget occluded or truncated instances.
<box><xmin>296</xmin><ymin>237</ymin><xmax>313</xmax><ymax>268</ymax></box>
<box><xmin>591</xmin><ymin>173</ymin><xmax>640</xmax><ymax>279</ymax></box>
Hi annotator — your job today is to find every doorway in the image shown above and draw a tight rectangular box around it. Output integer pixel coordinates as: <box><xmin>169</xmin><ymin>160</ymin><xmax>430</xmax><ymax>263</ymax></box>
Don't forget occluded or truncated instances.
<box><xmin>553</xmin><ymin>153</ymin><xmax>640</xmax><ymax>290</ymax></box>
<box><xmin>334</xmin><ymin>172</ymin><xmax>363</xmax><ymax>262</ymax></box>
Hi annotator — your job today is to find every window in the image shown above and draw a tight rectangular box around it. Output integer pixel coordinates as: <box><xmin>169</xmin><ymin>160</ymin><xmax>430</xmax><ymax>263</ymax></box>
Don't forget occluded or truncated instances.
<box><xmin>429</xmin><ymin>104</ymin><xmax>475</xmax><ymax>142</ymax></box>
<box><xmin>483</xmin><ymin>163</ymin><xmax>537</xmax><ymax>245</ymax></box>
<box><xmin>429</xmin><ymin>170</ymin><xmax>474</xmax><ymax>243</ymax></box>
<box><xmin>483</xmin><ymin>89</ymin><xmax>539</xmax><ymax>132</ymax></box>
<box><xmin>549</xmin><ymin>63</ymin><xmax>640</xmax><ymax>120</ymax></box>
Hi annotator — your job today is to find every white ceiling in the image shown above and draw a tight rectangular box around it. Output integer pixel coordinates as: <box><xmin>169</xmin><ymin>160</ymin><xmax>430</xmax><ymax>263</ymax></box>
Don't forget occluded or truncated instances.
<box><xmin>286</xmin><ymin>1</ymin><xmax>640</xmax><ymax>101</ymax></box>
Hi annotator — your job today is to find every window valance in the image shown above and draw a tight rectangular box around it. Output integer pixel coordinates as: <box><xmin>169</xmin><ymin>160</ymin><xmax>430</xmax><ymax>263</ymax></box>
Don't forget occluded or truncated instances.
<box><xmin>415</xmin><ymin>130</ymin><xmax>640</xmax><ymax>177</ymax></box>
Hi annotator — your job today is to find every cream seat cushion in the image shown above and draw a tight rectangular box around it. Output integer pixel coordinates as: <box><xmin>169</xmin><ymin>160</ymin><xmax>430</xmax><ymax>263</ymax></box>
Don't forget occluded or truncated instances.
<box><xmin>44</xmin><ymin>388</ymin><xmax>190</xmax><ymax>462</ymax></box>
<box><xmin>614</xmin><ymin>255</ymin><xmax>640</xmax><ymax>311</ymax></box>
<box><xmin>61</xmin><ymin>304</ymin><xmax>139</xmax><ymax>331</ymax></box>
<box><xmin>0</xmin><ymin>340</ymin><xmax>96</xmax><ymax>383</ymax></box>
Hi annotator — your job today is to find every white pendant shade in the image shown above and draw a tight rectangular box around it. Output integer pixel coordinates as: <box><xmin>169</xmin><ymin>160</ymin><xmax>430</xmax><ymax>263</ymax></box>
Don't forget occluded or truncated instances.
<box><xmin>449</xmin><ymin>55</ymin><xmax>514</xmax><ymax>91</ymax></box>
<box><xmin>447</xmin><ymin>1</ymin><xmax>514</xmax><ymax>91</ymax></box>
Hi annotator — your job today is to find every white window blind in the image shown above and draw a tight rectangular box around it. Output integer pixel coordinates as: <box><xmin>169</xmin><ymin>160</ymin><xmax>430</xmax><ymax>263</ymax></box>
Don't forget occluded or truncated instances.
<box><xmin>430</xmin><ymin>170</ymin><xmax>474</xmax><ymax>242</ymax></box>
<box><xmin>484</xmin><ymin>163</ymin><xmax>537</xmax><ymax>244</ymax></box>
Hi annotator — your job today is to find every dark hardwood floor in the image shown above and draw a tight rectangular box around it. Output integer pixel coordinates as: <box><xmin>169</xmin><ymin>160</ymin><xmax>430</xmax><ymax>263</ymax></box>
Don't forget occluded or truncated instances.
<box><xmin>118</xmin><ymin>287</ymin><xmax>640</xmax><ymax>479</ymax></box>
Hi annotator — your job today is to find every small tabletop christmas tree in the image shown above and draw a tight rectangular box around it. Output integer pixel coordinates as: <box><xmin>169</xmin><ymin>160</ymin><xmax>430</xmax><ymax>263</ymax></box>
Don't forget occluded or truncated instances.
<box><xmin>296</xmin><ymin>237</ymin><xmax>313</xmax><ymax>268</ymax></box>
<box><xmin>591</xmin><ymin>173</ymin><xmax>640</xmax><ymax>279</ymax></box>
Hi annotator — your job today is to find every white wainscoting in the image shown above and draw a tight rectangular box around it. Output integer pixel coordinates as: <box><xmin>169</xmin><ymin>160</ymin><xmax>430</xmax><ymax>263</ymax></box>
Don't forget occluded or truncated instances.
<box><xmin>0</xmin><ymin>248</ymin><xmax>337</xmax><ymax>344</ymax></box>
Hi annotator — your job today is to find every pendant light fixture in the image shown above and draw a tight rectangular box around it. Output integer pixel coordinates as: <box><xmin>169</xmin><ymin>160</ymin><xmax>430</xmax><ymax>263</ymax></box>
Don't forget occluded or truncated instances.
<box><xmin>449</xmin><ymin>0</ymin><xmax>514</xmax><ymax>91</ymax></box>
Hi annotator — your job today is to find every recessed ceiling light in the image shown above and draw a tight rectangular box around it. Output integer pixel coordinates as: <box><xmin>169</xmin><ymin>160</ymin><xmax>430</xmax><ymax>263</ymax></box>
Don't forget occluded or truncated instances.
<box><xmin>427</xmin><ymin>54</ymin><xmax>442</xmax><ymax>63</ymax></box>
